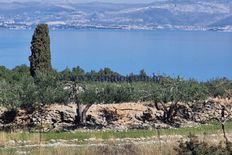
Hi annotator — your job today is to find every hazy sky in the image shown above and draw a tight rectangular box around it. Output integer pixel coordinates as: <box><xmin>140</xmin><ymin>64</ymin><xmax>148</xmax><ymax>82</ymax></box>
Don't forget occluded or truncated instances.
<box><xmin>2</xmin><ymin>0</ymin><xmax>157</xmax><ymax>3</ymax></box>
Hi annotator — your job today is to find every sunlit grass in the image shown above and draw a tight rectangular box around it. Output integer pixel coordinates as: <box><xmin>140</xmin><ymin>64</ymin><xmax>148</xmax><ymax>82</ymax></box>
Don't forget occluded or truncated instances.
<box><xmin>0</xmin><ymin>122</ymin><xmax>231</xmax><ymax>155</ymax></box>
<box><xmin>0</xmin><ymin>122</ymin><xmax>231</xmax><ymax>144</ymax></box>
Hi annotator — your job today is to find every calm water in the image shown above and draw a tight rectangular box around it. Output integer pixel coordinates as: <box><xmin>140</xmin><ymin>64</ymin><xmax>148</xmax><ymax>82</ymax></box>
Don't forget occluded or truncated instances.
<box><xmin>0</xmin><ymin>29</ymin><xmax>231</xmax><ymax>81</ymax></box>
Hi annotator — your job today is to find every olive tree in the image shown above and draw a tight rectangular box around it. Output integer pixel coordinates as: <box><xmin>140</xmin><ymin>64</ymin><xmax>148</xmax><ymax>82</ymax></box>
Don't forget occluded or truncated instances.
<box><xmin>0</xmin><ymin>80</ymin><xmax>21</xmax><ymax>108</ymax></box>
<box><xmin>67</xmin><ymin>82</ymin><xmax>100</xmax><ymax>126</ymax></box>
<box><xmin>154</xmin><ymin>79</ymin><xmax>208</xmax><ymax>123</ymax></box>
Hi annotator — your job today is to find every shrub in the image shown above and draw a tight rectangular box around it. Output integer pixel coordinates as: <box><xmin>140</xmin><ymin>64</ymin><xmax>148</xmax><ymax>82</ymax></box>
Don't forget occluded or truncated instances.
<box><xmin>97</xmin><ymin>84</ymin><xmax>135</xmax><ymax>103</ymax></box>
<box><xmin>33</xmin><ymin>72</ymin><xmax>69</xmax><ymax>106</ymax></box>
<box><xmin>205</xmin><ymin>78</ymin><xmax>232</xmax><ymax>98</ymax></box>
<box><xmin>0</xmin><ymin>80</ymin><xmax>21</xmax><ymax>108</ymax></box>
<box><xmin>175</xmin><ymin>134</ymin><xmax>232</xmax><ymax>155</ymax></box>
<box><xmin>153</xmin><ymin>79</ymin><xmax>208</xmax><ymax>104</ymax></box>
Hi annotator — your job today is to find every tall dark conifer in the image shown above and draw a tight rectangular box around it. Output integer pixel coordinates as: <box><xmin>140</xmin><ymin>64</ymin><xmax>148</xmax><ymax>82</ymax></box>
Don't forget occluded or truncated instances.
<box><xmin>29</xmin><ymin>24</ymin><xmax>52</xmax><ymax>77</ymax></box>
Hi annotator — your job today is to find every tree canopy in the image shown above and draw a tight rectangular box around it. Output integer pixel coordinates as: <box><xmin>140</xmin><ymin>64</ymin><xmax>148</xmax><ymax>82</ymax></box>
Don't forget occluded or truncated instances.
<box><xmin>29</xmin><ymin>24</ymin><xmax>52</xmax><ymax>77</ymax></box>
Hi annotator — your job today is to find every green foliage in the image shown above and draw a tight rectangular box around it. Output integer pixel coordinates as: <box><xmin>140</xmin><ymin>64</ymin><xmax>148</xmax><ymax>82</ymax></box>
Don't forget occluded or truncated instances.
<box><xmin>29</xmin><ymin>24</ymin><xmax>52</xmax><ymax>77</ymax></box>
<box><xmin>79</xmin><ymin>89</ymin><xmax>100</xmax><ymax>104</ymax></box>
<box><xmin>0</xmin><ymin>66</ymin><xmax>12</xmax><ymax>82</ymax></box>
<box><xmin>72</xmin><ymin>66</ymin><xmax>85</xmax><ymax>81</ymax></box>
<box><xmin>98</xmin><ymin>67</ymin><xmax>120</xmax><ymax>77</ymax></box>
<box><xmin>58</xmin><ymin>68</ymin><xmax>72</xmax><ymax>81</ymax></box>
<box><xmin>153</xmin><ymin>79</ymin><xmax>208</xmax><ymax>104</ymax></box>
<box><xmin>0</xmin><ymin>80</ymin><xmax>21</xmax><ymax>108</ymax></box>
<box><xmin>0</xmin><ymin>64</ymin><xmax>231</xmax><ymax>108</ymax></box>
<box><xmin>0</xmin><ymin>65</ymin><xmax>32</xmax><ymax>108</ymax></box>
<box><xmin>18</xmin><ymin>76</ymin><xmax>38</xmax><ymax>107</ymax></box>
<box><xmin>78</xmin><ymin>83</ymin><xmax>135</xmax><ymax>104</ymax></box>
<box><xmin>33</xmin><ymin>72</ymin><xmax>69</xmax><ymax>106</ymax></box>
<box><xmin>0</xmin><ymin>68</ymin><xmax>69</xmax><ymax>108</ymax></box>
<box><xmin>97</xmin><ymin>84</ymin><xmax>135</xmax><ymax>103</ymax></box>
<box><xmin>205</xmin><ymin>78</ymin><xmax>232</xmax><ymax>98</ymax></box>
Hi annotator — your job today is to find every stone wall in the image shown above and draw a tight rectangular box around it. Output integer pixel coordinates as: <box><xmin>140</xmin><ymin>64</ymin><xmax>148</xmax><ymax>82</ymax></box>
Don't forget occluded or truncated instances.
<box><xmin>0</xmin><ymin>98</ymin><xmax>231</xmax><ymax>131</ymax></box>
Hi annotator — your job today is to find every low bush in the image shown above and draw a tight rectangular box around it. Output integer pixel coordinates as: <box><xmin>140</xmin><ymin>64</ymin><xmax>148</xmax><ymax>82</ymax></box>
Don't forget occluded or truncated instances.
<box><xmin>175</xmin><ymin>134</ymin><xmax>232</xmax><ymax>155</ymax></box>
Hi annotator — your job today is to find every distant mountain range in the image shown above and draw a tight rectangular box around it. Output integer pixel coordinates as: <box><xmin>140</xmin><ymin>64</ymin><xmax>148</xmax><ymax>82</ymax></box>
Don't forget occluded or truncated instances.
<box><xmin>0</xmin><ymin>0</ymin><xmax>232</xmax><ymax>31</ymax></box>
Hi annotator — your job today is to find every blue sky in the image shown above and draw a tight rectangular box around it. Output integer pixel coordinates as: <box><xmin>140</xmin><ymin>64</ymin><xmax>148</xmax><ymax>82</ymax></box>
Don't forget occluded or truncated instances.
<box><xmin>3</xmin><ymin>0</ymin><xmax>157</xmax><ymax>3</ymax></box>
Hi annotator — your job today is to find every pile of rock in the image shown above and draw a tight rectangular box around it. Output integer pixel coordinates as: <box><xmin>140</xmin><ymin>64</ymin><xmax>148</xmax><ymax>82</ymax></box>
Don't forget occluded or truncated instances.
<box><xmin>0</xmin><ymin>98</ymin><xmax>231</xmax><ymax>131</ymax></box>
<box><xmin>192</xmin><ymin>98</ymin><xmax>232</xmax><ymax>123</ymax></box>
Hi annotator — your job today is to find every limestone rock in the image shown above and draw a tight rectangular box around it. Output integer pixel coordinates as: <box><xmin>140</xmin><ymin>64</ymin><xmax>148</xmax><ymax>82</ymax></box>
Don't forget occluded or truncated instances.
<box><xmin>0</xmin><ymin>98</ymin><xmax>232</xmax><ymax>131</ymax></box>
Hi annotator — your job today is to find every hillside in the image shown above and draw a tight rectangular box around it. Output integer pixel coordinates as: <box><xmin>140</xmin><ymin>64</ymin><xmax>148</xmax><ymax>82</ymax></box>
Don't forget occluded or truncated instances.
<box><xmin>0</xmin><ymin>0</ymin><xmax>232</xmax><ymax>31</ymax></box>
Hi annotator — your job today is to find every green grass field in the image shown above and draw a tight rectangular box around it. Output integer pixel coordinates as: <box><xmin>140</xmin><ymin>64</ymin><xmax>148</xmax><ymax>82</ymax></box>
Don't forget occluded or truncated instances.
<box><xmin>0</xmin><ymin>122</ymin><xmax>232</xmax><ymax>155</ymax></box>
<box><xmin>0</xmin><ymin>122</ymin><xmax>231</xmax><ymax>143</ymax></box>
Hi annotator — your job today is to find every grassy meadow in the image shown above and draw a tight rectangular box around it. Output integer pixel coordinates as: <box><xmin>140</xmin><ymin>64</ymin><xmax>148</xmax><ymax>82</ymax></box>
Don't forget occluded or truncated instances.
<box><xmin>0</xmin><ymin>122</ymin><xmax>232</xmax><ymax>155</ymax></box>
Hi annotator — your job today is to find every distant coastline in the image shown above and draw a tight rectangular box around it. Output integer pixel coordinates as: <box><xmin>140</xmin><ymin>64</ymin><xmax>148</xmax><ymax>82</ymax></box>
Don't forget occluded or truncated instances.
<box><xmin>1</xmin><ymin>1</ymin><xmax>232</xmax><ymax>32</ymax></box>
<box><xmin>1</xmin><ymin>24</ymin><xmax>232</xmax><ymax>32</ymax></box>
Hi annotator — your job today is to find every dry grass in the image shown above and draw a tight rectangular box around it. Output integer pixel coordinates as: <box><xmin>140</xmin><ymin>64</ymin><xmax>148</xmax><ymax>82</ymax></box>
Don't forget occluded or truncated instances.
<box><xmin>0</xmin><ymin>122</ymin><xmax>232</xmax><ymax>155</ymax></box>
<box><xmin>0</xmin><ymin>133</ymin><xmax>231</xmax><ymax>155</ymax></box>
<box><xmin>0</xmin><ymin>143</ymin><xmax>175</xmax><ymax>155</ymax></box>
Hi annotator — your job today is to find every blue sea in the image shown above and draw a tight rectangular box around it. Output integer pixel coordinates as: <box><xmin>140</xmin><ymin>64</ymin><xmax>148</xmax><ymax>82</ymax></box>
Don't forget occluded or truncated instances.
<box><xmin>0</xmin><ymin>29</ymin><xmax>231</xmax><ymax>81</ymax></box>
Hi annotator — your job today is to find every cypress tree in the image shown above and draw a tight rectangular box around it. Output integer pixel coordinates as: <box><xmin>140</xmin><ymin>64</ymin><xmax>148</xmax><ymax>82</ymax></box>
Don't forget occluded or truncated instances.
<box><xmin>29</xmin><ymin>24</ymin><xmax>52</xmax><ymax>77</ymax></box>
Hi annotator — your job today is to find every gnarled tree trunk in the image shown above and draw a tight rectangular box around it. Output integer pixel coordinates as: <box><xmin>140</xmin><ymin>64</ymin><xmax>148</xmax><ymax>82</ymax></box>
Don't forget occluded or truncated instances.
<box><xmin>76</xmin><ymin>102</ymin><xmax>93</xmax><ymax>126</ymax></box>
<box><xmin>155</xmin><ymin>101</ymin><xmax>179</xmax><ymax>123</ymax></box>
